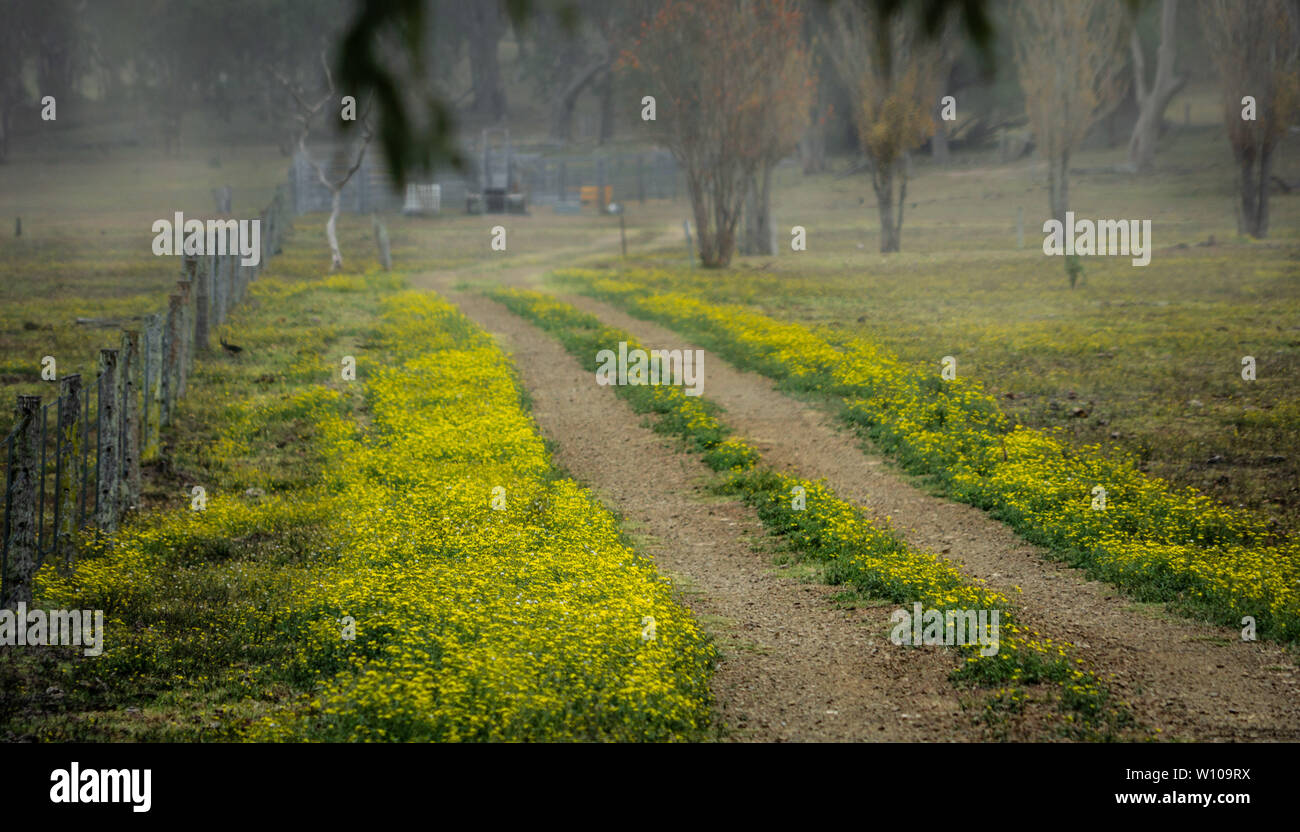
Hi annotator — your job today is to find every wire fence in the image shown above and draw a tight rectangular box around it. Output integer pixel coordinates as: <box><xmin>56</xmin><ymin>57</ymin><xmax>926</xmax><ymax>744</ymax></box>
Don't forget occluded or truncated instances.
<box><xmin>291</xmin><ymin>146</ymin><xmax>683</xmax><ymax>215</ymax></box>
<box><xmin>0</xmin><ymin>185</ymin><xmax>293</xmax><ymax>609</ymax></box>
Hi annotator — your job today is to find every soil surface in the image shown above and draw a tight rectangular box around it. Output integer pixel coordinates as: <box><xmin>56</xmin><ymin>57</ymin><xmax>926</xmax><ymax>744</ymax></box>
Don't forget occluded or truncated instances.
<box><xmin>415</xmin><ymin>275</ymin><xmax>981</xmax><ymax>741</ymax></box>
<box><xmin>410</xmin><ymin>242</ymin><xmax>1300</xmax><ymax>742</ymax></box>
<box><xmin>561</xmin><ymin>294</ymin><xmax>1300</xmax><ymax>742</ymax></box>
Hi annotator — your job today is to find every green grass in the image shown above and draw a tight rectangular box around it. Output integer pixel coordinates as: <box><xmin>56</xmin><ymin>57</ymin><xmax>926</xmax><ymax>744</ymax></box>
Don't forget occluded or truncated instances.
<box><xmin>559</xmin><ymin>115</ymin><xmax>1300</xmax><ymax>536</ymax></box>
<box><xmin>490</xmin><ymin>287</ymin><xmax>1138</xmax><ymax>740</ymax></box>
<box><xmin>0</xmin><ymin>259</ymin><xmax>397</xmax><ymax>741</ymax></box>
<box><xmin>0</xmin><ymin>131</ymin><xmax>683</xmax><ymax>418</ymax></box>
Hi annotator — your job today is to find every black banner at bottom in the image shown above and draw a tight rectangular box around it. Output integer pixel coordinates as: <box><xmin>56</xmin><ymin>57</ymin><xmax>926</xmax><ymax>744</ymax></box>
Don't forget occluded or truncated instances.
<box><xmin>0</xmin><ymin>741</ymin><xmax>1286</xmax><ymax>819</ymax></box>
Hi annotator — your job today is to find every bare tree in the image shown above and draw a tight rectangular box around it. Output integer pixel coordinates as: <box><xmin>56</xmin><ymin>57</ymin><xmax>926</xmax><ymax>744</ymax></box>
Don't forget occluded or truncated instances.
<box><xmin>1202</xmin><ymin>0</ymin><xmax>1300</xmax><ymax>239</ymax></box>
<box><xmin>822</xmin><ymin>1</ymin><xmax>954</xmax><ymax>253</ymax></box>
<box><xmin>624</xmin><ymin>0</ymin><xmax>808</xmax><ymax>267</ymax></box>
<box><xmin>279</xmin><ymin>54</ymin><xmax>374</xmax><ymax>271</ymax></box>
<box><xmin>1013</xmin><ymin>0</ymin><xmax>1129</xmax><ymax>223</ymax></box>
<box><xmin>1128</xmin><ymin>0</ymin><xmax>1187</xmax><ymax>173</ymax></box>
<box><xmin>740</xmin><ymin>10</ymin><xmax>813</xmax><ymax>256</ymax></box>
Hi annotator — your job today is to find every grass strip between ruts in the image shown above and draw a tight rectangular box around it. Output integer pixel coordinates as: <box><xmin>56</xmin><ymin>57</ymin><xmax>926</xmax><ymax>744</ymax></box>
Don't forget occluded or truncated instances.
<box><xmin>489</xmin><ymin>286</ymin><xmax>1141</xmax><ymax>741</ymax></box>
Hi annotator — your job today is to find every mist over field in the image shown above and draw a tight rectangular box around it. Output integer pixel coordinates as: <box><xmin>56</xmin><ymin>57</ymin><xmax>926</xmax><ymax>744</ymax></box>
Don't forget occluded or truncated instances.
<box><xmin>0</xmin><ymin>0</ymin><xmax>1297</xmax><ymax>777</ymax></box>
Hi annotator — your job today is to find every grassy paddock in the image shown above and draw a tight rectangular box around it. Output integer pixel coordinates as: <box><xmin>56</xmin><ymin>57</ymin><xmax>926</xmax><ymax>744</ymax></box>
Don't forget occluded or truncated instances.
<box><xmin>0</xmin><ymin>137</ymin><xmax>684</xmax><ymax>414</ymax></box>
<box><xmin>567</xmin><ymin>122</ymin><xmax>1300</xmax><ymax>535</ymax></box>
<box><xmin>1</xmin><ymin>259</ymin><xmax>715</xmax><ymax>740</ymax></box>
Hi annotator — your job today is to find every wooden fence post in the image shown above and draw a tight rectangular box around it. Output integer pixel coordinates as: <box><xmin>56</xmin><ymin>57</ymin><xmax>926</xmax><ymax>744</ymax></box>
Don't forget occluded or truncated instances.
<box><xmin>55</xmin><ymin>374</ymin><xmax>81</xmax><ymax>570</ymax></box>
<box><xmin>596</xmin><ymin>158</ymin><xmax>606</xmax><ymax>212</ymax></box>
<box><xmin>195</xmin><ymin>254</ymin><xmax>211</xmax><ymax>352</ymax></box>
<box><xmin>211</xmin><ymin>254</ymin><xmax>223</xmax><ymax>327</ymax></box>
<box><xmin>265</xmin><ymin>208</ymin><xmax>275</xmax><ymax>264</ymax></box>
<box><xmin>218</xmin><ymin>253</ymin><xmax>231</xmax><ymax>325</ymax></box>
<box><xmin>180</xmin><ymin>260</ymin><xmax>196</xmax><ymax>368</ymax></box>
<box><xmin>373</xmin><ymin>215</ymin><xmax>392</xmax><ymax>270</ymax></box>
<box><xmin>144</xmin><ymin>314</ymin><xmax>162</xmax><ymax>458</ymax></box>
<box><xmin>2</xmin><ymin>395</ymin><xmax>41</xmax><ymax>607</ymax></box>
<box><xmin>161</xmin><ymin>294</ymin><xmax>181</xmax><ymax>426</ymax></box>
<box><xmin>271</xmin><ymin>188</ymin><xmax>285</xmax><ymax>255</ymax></box>
<box><xmin>174</xmin><ymin>279</ymin><xmax>191</xmax><ymax>397</ymax></box>
<box><xmin>95</xmin><ymin>350</ymin><xmax>121</xmax><ymax>533</ymax></box>
<box><xmin>228</xmin><ymin>252</ymin><xmax>239</xmax><ymax>313</ymax></box>
<box><xmin>120</xmin><ymin>330</ymin><xmax>141</xmax><ymax>513</ymax></box>
<box><xmin>258</xmin><ymin>210</ymin><xmax>268</xmax><ymax>278</ymax></box>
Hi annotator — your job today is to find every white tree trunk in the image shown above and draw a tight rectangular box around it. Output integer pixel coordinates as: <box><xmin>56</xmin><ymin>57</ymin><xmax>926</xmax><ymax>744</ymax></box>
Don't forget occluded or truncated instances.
<box><xmin>327</xmin><ymin>188</ymin><xmax>343</xmax><ymax>271</ymax></box>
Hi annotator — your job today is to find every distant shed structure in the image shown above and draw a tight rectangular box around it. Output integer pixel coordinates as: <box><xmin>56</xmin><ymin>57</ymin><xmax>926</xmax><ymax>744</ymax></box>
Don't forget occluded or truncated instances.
<box><xmin>291</xmin><ymin>147</ymin><xmax>470</xmax><ymax>216</ymax></box>
<box><xmin>290</xmin><ymin>141</ymin><xmax>682</xmax><ymax>216</ymax></box>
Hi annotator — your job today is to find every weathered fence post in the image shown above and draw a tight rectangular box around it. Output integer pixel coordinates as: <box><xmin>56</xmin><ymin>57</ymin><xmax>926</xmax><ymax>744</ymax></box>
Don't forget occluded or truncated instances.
<box><xmin>637</xmin><ymin>155</ymin><xmax>646</xmax><ymax>204</ymax></box>
<box><xmin>120</xmin><ymin>330</ymin><xmax>141</xmax><ymax>513</ymax></box>
<box><xmin>55</xmin><ymin>374</ymin><xmax>81</xmax><ymax>570</ymax></box>
<box><xmin>161</xmin><ymin>294</ymin><xmax>181</xmax><ymax>426</ymax></box>
<box><xmin>79</xmin><ymin>382</ymin><xmax>90</xmax><ymax>529</ymax></box>
<box><xmin>230</xmin><ymin>252</ymin><xmax>241</xmax><ymax>310</ymax></box>
<box><xmin>558</xmin><ymin>161</ymin><xmax>567</xmax><ymax>204</ymax></box>
<box><xmin>265</xmin><ymin>207</ymin><xmax>276</xmax><ymax>264</ymax></box>
<box><xmin>217</xmin><ymin>253</ymin><xmax>230</xmax><ymax>326</ymax></box>
<box><xmin>180</xmin><ymin>258</ymin><xmax>196</xmax><ymax>366</ymax></box>
<box><xmin>258</xmin><ymin>210</ymin><xmax>268</xmax><ymax>278</ymax></box>
<box><xmin>174</xmin><ymin>278</ymin><xmax>192</xmax><ymax>397</ymax></box>
<box><xmin>95</xmin><ymin>350</ymin><xmax>121</xmax><ymax>533</ymax></box>
<box><xmin>144</xmin><ymin>315</ymin><xmax>162</xmax><ymax>458</ymax></box>
<box><xmin>282</xmin><ymin>195</ymin><xmax>288</xmax><ymax>247</ymax></box>
<box><xmin>373</xmin><ymin>214</ymin><xmax>392</xmax><ymax>270</ymax></box>
<box><xmin>596</xmin><ymin>158</ymin><xmax>606</xmax><ymax>212</ymax></box>
<box><xmin>211</xmin><ymin>254</ymin><xmax>222</xmax><ymax>327</ymax></box>
<box><xmin>233</xmin><ymin>252</ymin><xmax>242</xmax><ymax>307</ymax></box>
<box><xmin>2</xmin><ymin>395</ymin><xmax>41</xmax><ymax>607</ymax></box>
<box><xmin>195</xmin><ymin>255</ymin><xmax>211</xmax><ymax>352</ymax></box>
